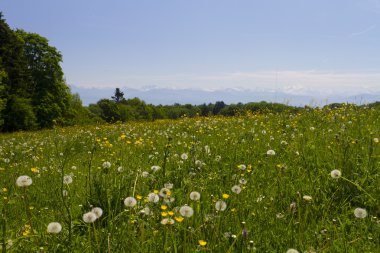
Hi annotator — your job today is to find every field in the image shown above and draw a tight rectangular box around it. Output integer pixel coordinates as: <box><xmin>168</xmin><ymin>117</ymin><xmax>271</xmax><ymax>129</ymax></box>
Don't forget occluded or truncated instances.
<box><xmin>0</xmin><ymin>104</ymin><xmax>379</xmax><ymax>252</ymax></box>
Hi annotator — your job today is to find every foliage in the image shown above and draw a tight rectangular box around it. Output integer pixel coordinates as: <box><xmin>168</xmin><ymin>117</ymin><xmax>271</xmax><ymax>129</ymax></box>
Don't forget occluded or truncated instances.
<box><xmin>0</xmin><ymin>14</ymin><xmax>75</xmax><ymax>131</ymax></box>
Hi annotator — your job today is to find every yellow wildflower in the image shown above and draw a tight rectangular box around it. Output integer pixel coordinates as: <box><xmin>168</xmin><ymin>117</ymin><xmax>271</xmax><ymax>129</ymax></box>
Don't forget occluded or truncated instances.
<box><xmin>175</xmin><ymin>216</ymin><xmax>184</xmax><ymax>222</ymax></box>
<box><xmin>198</xmin><ymin>240</ymin><xmax>207</xmax><ymax>246</ymax></box>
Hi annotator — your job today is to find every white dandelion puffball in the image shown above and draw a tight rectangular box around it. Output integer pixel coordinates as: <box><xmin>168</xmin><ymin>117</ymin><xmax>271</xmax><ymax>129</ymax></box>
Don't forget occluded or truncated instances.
<box><xmin>231</xmin><ymin>185</ymin><xmax>242</xmax><ymax>194</ymax></box>
<box><xmin>238</xmin><ymin>164</ymin><xmax>246</xmax><ymax>170</ymax></box>
<box><xmin>330</xmin><ymin>169</ymin><xmax>342</xmax><ymax>179</ymax></box>
<box><xmin>117</xmin><ymin>166</ymin><xmax>124</xmax><ymax>172</ymax></box>
<box><xmin>47</xmin><ymin>222</ymin><xmax>62</xmax><ymax>234</ymax></box>
<box><xmin>102</xmin><ymin>161</ymin><xmax>111</xmax><ymax>169</ymax></box>
<box><xmin>195</xmin><ymin>160</ymin><xmax>203</xmax><ymax>167</ymax></box>
<box><xmin>181</xmin><ymin>153</ymin><xmax>188</xmax><ymax>160</ymax></box>
<box><xmin>142</xmin><ymin>171</ymin><xmax>150</xmax><ymax>177</ymax></box>
<box><xmin>63</xmin><ymin>175</ymin><xmax>73</xmax><ymax>184</ymax></box>
<box><xmin>161</xmin><ymin>218</ymin><xmax>175</xmax><ymax>225</ymax></box>
<box><xmin>239</xmin><ymin>178</ymin><xmax>247</xmax><ymax>185</ymax></box>
<box><xmin>140</xmin><ymin>206</ymin><xmax>151</xmax><ymax>215</ymax></box>
<box><xmin>151</xmin><ymin>165</ymin><xmax>161</xmax><ymax>172</ymax></box>
<box><xmin>266</xmin><ymin>150</ymin><xmax>276</xmax><ymax>156</ymax></box>
<box><xmin>354</xmin><ymin>208</ymin><xmax>368</xmax><ymax>218</ymax></box>
<box><xmin>124</xmin><ymin>197</ymin><xmax>137</xmax><ymax>207</ymax></box>
<box><xmin>159</xmin><ymin>188</ymin><xmax>171</xmax><ymax>197</ymax></box>
<box><xmin>91</xmin><ymin>207</ymin><xmax>103</xmax><ymax>218</ymax></box>
<box><xmin>179</xmin><ymin>205</ymin><xmax>194</xmax><ymax>217</ymax></box>
<box><xmin>163</xmin><ymin>196</ymin><xmax>175</xmax><ymax>203</ymax></box>
<box><xmin>16</xmin><ymin>175</ymin><xmax>32</xmax><ymax>187</ymax></box>
<box><xmin>189</xmin><ymin>191</ymin><xmax>201</xmax><ymax>201</ymax></box>
<box><xmin>215</xmin><ymin>200</ymin><xmax>227</xmax><ymax>211</ymax></box>
<box><xmin>83</xmin><ymin>212</ymin><xmax>97</xmax><ymax>223</ymax></box>
<box><xmin>286</xmin><ymin>249</ymin><xmax>299</xmax><ymax>253</ymax></box>
<box><xmin>147</xmin><ymin>193</ymin><xmax>160</xmax><ymax>203</ymax></box>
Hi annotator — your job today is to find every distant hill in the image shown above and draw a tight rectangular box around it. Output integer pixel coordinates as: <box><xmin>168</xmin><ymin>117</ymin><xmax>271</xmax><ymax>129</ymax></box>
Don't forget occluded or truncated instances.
<box><xmin>70</xmin><ymin>85</ymin><xmax>380</xmax><ymax>106</ymax></box>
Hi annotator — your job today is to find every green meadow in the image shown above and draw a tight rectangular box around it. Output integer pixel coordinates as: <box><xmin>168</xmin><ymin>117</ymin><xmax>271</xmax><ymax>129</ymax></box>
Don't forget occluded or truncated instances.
<box><xmin>1</xmin><ymin>104</ymin><xmax>379</xmax><ymax>252</ymax></box>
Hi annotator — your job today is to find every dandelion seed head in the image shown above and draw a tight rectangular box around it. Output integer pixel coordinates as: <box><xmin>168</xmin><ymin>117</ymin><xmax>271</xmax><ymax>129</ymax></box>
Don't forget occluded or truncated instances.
<box><xmin>330</xmin><ymin>169</ymin><xmax>342</xmax><ymax>179</ymax></box>
<box><xmin>151</xmin><ymin>165</ymin><xmax>161</xmax><ymax>172</ymax></box>
<box><xmin>91</xmin><ymin>207</ymin><xmax>103</xmax><ymax>218</ymax></box>
<box><xmin>147</xmin><ymin>192</ymin><xmax>160</xmax><ymax>203</ymax></box>
<box><xmin>124</xmin><ymin>197</ymin><xmax>137</xmax><ymax>207</ymax></box>
<box><xmin>189</xmin><ymin>191</ymin><xmax>201</xmax><ymax>201</ymax></box>
<box><xmin>286</xmin><ymin>249</ymin><xmax>299</xmax><ymax>253</ymax></box>
<box><xmin>215</xmin><ymin>200</ymin><xmax>227</xmax><ymax>211</ymax></box>
<box><xmin>354</xmin><ymin>208</ymin><xmax>368</xmax><ymax>218</ymax></box>
<box><xmin>239</xmin><ymin>178</ymin><xmax>247</xmax><ymax>185</ymax></box>
<box><xmin>16</xmin><ymin>175</ymin><xmax>32</xmax><ymax>187</ymax></box>
<box><xmin>83</xmin><ymin>212</ymin><xmax>97</xmax><ymax>223</ymax></box>
<box><xmin>63</xmin><ymin>175</ymin><xmax>73</xmax><ymax>184</ymax></box>
<box><xmin>159</xmin><ymin>188</ymin><xmax>171</xmax><ymax>197</ymax></box>
<box><xmin>47</xmin><ymin>222</ymin><xmax>62</xmax><ymax>234</ymax></box>
<box><xmin>266</xmin><ymin>150</ymin><xmax>276</xmax><ymax>156</ymax></box>
<box><xmin>102</xmin><ymin>161</ymin><xmax>111</xmax><ymax>169</ymax></box>
<box><xmin>179</xmin><ymin>205</ymin><xmax>194</xmax><ymax>217</ymax></box>
<box><xmin>231</xmin><ymin>185</ymin><xmax>242</xmax><ymax>194</ymax></box>
<box><xmin>161</xmin><ymin>218</ymin><xmax>175</xmax><ymax>225</ymax></box>
<box><xmin>181</xmin><ymin>153</ymin><xmax>188</xmax><ymax>160</ymax></box>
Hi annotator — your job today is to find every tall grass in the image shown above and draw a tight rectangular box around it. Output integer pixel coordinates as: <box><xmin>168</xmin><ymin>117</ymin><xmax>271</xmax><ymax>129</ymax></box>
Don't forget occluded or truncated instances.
<box><xmin>0</xmin><ymin>104</ymin><xmax>379</xmax><ymax>252</ymax></box>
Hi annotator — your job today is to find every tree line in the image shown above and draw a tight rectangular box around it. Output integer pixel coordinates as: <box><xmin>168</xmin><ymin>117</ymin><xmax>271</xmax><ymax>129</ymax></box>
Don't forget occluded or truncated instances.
<box><xmin>86</xmin><ymin>90</ymin><xmax>298</xmax><ymax>124</ymax></box>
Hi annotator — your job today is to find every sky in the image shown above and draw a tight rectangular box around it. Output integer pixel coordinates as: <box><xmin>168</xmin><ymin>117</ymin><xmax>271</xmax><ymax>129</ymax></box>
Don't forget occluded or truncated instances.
<box><xmin>1</xmin><ymin>0</ymin><xmax>380</xmax><ymax>98</ymax></box>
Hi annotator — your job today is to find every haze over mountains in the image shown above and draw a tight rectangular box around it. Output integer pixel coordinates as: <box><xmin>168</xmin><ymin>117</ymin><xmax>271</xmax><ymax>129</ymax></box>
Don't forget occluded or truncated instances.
<box><xmin>71</xmin><ymin>85</ymin><xmax>380</xmax><ymax>107</ymax></box>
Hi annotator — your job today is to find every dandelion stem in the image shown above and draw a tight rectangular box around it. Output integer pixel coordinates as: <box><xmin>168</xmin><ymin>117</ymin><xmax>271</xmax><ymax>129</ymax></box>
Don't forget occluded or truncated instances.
<box><xmin>341</xmin><ymin>177</ymin><xmax>376</xmax><ymax>202</ymax></box>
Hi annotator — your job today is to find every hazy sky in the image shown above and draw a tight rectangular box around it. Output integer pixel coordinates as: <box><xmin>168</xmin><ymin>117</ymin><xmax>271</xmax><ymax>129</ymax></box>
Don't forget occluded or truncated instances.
<box><xmin>2</xmin><ymin>0</ymin><xmax>380</xmax><ymax>95</ymax></box>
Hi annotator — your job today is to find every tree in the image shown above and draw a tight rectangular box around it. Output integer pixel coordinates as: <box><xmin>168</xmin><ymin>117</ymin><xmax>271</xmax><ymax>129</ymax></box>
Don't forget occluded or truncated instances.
<box><xmin>15</xmin><ymin>29</ymin><xmax>72</xmax><ymax>128</ymax></box>
<box><xmin>96</xmin><ymin>99</ymin><xmax>121</xmax><ymax>123</ymax></box>
<box><xmin>213</xmin><ymin>101</ymin><xmax>226</xmax><ymax>115</ymax></box>
<box><xmin>0</xmin><ymin>13</ymin><xmax>36</xmax><ymax>131</ymax></box>
<box><xmin>112</xmin><ymin>88</ymin><xmax>125</xmax><ymax>103</ymax></box>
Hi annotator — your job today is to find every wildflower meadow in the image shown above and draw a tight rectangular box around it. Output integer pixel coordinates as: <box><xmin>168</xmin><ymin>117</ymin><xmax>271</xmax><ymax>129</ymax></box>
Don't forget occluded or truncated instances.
<box><xmin>0</xmin><ymin>104</ymin><xmax>379</xmax><ymax>252</ymax></box>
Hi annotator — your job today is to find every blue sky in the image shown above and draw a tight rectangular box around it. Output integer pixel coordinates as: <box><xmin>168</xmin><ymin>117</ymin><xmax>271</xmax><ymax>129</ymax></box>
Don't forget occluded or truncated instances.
<box><xmin>1</xmin><ymin>0</ymin><xmax>380</xmax><ymax>96</ymax></box>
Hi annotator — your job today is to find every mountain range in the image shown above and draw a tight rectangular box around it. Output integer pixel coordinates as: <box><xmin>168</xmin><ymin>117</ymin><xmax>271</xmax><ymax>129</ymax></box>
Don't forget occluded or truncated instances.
<box><xmin>70</xmin><ymin>85</ymin><xmax>380</xmax><ymax>107</ymax></box>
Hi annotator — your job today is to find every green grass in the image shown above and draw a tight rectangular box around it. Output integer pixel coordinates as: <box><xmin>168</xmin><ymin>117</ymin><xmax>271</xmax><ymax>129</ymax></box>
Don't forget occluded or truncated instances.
<box><xmin>1</xmin><ymin>104</ymin><xmax>379</xmax><ymax>252</ymax></box>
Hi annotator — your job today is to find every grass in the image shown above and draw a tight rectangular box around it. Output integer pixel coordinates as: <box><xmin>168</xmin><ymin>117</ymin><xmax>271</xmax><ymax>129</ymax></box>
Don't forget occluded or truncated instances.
<box><xmin>0</xmin><ymin>104</ymin><xmax>379</xmax><ymax>252</ymax></box>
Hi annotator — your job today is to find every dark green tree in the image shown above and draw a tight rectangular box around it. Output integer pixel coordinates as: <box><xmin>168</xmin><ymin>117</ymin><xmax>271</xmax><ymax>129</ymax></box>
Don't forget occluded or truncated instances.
<box><xmin>0</xmin><ymin>13</ymin><xmax>36</xmax><ymax>131</ymax></box>
<box><xmin>15</xmin><ymin>29</ymin><xmax>72</xmax><ymax>128</ymax></box>
<box><xmin>96</xmin><ymin>99</ymin><xmax>121</xmax><ymax>123</ymax></box>
<box><xmin>112</xmin><ymin>88</ymin><xmax>125</xmax><ymax>103</ymax></box>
